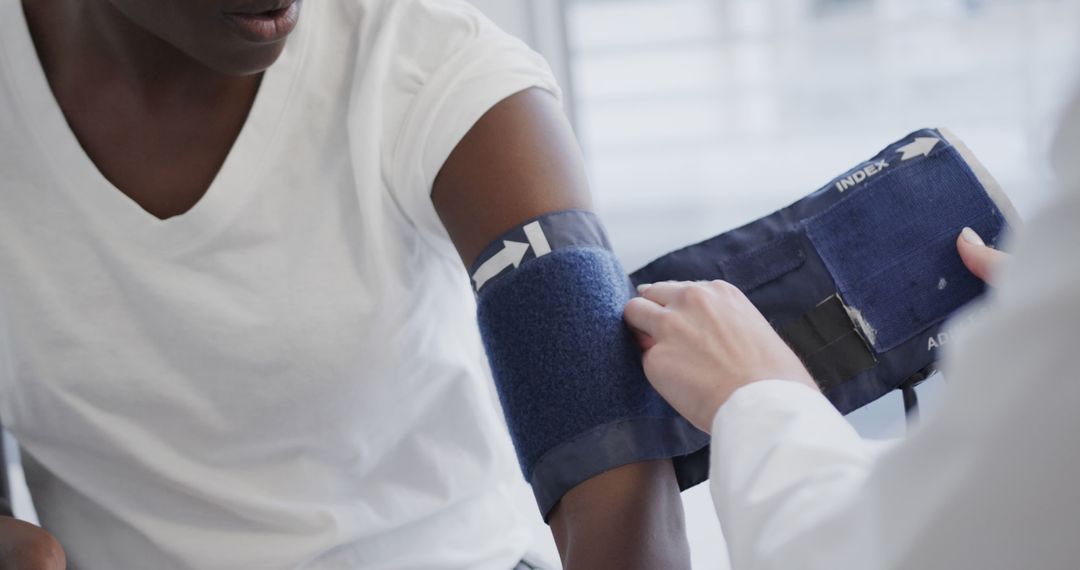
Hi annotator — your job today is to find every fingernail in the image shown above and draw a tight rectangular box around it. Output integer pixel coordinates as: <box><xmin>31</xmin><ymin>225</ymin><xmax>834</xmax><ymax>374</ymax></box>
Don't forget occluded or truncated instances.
<box><xmin>637</xmin><ymin>283</ymin><xmax>652</xmax><ymax>294</ymax></box>
<box><xmin>961</xmin><ymin>227</ymin><xmax>985</xmax><ymax>246</ymax></box>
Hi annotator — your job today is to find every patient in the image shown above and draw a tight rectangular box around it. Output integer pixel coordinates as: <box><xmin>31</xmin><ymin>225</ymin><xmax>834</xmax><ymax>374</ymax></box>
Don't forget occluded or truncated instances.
<box><xmin>0</xmin><ymin>0</ymin><xmax>698</xmax><ymax>568</ymax></box>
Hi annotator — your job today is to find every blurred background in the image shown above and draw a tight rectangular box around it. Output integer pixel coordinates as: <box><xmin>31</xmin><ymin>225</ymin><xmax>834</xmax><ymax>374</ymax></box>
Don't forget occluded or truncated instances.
<box><xmin>5</xmin><ymin>1</ymin><xmax>1079</xmax><ymax>568</ymax></box>
<box><xmin>473</xmin><ymin>0</ymin><xmax>1080</xmax><ymax>566</ymax></box>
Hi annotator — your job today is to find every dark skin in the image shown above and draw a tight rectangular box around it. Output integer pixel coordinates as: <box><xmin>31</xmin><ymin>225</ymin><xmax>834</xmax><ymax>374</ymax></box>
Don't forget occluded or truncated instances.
<box><xmin>0</xmin><ymin>517</ymin><xmax>66</xmax><ymax>570</ymax></box>
<box><xmin>22</xmin><ymin>0</ymin><xmax>272</xmax><ymax>220</ymax></box>
<box><xmin>9</xmin><ymin>1</ymin><xmax>692</xmax><ymax>567</ymax></box>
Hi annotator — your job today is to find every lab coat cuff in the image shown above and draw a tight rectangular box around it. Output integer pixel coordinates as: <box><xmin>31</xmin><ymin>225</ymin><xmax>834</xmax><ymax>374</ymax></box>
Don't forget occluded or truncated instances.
<box><xmin>711</xmin><ymin>379</ymin><xmax>827</xmax><ymax>435</ymax></box>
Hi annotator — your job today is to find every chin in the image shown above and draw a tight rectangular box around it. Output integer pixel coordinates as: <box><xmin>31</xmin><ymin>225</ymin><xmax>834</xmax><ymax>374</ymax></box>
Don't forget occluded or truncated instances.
<box><xmin>195</xmin><ymin>41</ymin><xmax>290</xmax><ymax>76</ymax></box>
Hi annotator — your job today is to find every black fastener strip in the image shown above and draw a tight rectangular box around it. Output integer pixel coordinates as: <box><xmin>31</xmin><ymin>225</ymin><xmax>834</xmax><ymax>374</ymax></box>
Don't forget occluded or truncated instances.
<box><xmin>778</xmin><ymin>295</ymin><xmax>878</xmax><ymax>391</ymax></box>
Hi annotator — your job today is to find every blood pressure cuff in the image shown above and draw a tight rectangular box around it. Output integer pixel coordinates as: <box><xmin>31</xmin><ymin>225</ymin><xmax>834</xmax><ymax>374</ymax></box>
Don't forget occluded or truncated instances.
<box><xmin>632</xmin><ymin>128</ymin><xmax>1020</xmax><ymax>414</ymax></box>
<box><xmin>471</xmin><ymin>211</ymin><xmax>711</xmax><ymax>518</ymax></box>
<box><xmin>473</xmin><ymin>128</ymin><xmax>1017</xmax><ymax>517</ymax></box>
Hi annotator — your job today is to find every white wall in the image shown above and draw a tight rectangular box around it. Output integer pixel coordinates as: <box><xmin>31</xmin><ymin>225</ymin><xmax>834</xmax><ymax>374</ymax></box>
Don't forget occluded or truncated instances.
<box><xmin>470</xmin><ymin>0</ymin><xmax>535</xmax><ymax>39</ymax></box>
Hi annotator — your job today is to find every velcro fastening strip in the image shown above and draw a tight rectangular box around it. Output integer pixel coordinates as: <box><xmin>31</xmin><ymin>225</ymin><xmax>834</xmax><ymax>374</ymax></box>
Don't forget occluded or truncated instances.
<box><xmin>806</xmin><ymin>135</ymin><xmax>1006</xmax><ymax>351</ymax></box>
<box><xmin>469</xmin><ymin>210</ymin><xmax>612</xmax><ymax>292</ymax></box>
<box><xmin>472</xmin><ymin>209</ymin><xmax>709</xmax><ymax>518</ymax></box>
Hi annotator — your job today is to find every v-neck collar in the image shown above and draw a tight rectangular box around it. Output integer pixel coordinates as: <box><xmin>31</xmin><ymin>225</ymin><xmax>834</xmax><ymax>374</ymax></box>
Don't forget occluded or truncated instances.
<box><xmin>0</xmin><ymin>0</ymin><xmax>313</xmax><ymax>254</ymax></box>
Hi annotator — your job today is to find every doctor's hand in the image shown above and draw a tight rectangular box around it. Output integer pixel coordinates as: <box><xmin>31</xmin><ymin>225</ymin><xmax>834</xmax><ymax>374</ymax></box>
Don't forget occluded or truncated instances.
<box><xmin>957</xmin><ymin>227</ymin><xmax>1008</xmax><ymax>284</ymax></box>
<box><xmin>0</xmin><ymin>516</ymin><xmax>66</xmax><ymax>570</ymax></box>
<box><xmin>624</xmin><ymin>281</ymin><xmax>817</xmax><ymax>433</ymax></box>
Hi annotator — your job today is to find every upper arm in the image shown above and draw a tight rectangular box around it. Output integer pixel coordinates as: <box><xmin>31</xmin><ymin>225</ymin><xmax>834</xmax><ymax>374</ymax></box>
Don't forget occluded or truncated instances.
<box><xmin>431</xmin><ymin>88</ymin><xmax>691</xmax><ymax>567</ymax></box>
<box><xmin>432</xmin><ymin>88</ymin><xmax>590</xmax><ymax>266</ymax></box>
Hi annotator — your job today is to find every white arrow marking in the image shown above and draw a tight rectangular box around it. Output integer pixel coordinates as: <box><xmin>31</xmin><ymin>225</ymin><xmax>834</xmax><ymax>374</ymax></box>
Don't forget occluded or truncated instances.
<box><xmin>523</xmin><ymin>221</ymin><xmax>552</xmax><ymax>257</ymax></box>
<box><xmin>473</xmin><ymin>240</ymin><xmax>530</xmax><ymax>292</ymax></box>
<box><xmin>897</xmin><ymin>137</ymin><xmax>940</xmax><ymax>161</ymax></box>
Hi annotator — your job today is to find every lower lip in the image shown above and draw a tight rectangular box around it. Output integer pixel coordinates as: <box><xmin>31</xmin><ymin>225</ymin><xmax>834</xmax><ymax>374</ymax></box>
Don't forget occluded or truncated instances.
<box><xmin>223</xmin><ymin>1</ymin><xmax>301</xmax><ymax>44</ymax></box>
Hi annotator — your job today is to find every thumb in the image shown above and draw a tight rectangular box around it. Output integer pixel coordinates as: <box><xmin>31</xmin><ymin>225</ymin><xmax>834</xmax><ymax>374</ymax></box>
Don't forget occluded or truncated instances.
<box><xmin>957</xmin><ymin>227</ymin><xmax>1008</xmax><ymax>284</ymax></box>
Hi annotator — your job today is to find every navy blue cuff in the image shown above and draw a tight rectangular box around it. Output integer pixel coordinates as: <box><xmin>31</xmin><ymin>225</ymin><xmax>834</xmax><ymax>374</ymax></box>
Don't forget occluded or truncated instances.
<box><xmin>472</xmin><ymin>210</ymin><xmax>713</xmax><ymax>519</ymax></box>
<box><xmin>631</xmin><ymin>128</ymin><xmax>1014</xmax><ymax>415</ymax></box>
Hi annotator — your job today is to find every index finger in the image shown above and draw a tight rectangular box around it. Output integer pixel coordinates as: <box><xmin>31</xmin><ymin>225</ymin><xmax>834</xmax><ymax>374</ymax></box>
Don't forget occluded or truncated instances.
<box><xmin>624</xmin><ymin>296</ymin><xmax>666</xmax><ymax>338</ymax></box>
<box><xmin>637</xmin><ymin>281</ymin><xmax>692</xmax><ymax>307</ymax></box>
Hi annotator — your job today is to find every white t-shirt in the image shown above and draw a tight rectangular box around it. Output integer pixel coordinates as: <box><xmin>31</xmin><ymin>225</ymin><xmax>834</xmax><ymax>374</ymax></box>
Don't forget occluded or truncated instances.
<box><xmin>0</xmin><ymin>1</ymin><xmax>560</xmax><ymax>568</ymax></box>
<box><xmin>707</xmin><ymin>91</ymin><xmax>1080</xmax><ymax>569</ymax></box>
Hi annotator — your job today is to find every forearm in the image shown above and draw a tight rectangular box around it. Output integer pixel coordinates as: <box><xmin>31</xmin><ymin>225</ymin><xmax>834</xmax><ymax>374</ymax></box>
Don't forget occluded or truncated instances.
<box><xmin>549</xmin><ymin>459</ymin><xmax>690</xmax><ymax>570</ymax></box>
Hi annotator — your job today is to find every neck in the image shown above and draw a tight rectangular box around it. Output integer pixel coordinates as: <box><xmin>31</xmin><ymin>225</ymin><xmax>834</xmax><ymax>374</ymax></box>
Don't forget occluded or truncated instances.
<box><xmin>23</xmin><ymin>0</ymin><xmax>258</xmax><ymax>104</ymax></box>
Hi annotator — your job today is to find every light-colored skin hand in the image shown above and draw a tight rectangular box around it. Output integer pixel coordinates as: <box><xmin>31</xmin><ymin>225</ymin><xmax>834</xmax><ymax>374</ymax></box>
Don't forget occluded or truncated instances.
<box><xmin>956</xmin><ymin>226</ymin><xmax>1008</xmax><ymax>284</ymax></box>
<box><xmin>624</xmin><ymin>227</ymin><xmax>1007</xmax><ymax>433</ymax></box>
<box><xmin>624</xmin><ymin>279</ymin><xmax>817</xmax><ymax>432</ymax></box>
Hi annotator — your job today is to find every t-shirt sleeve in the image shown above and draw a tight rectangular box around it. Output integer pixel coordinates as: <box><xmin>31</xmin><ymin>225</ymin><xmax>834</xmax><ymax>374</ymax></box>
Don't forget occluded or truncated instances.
<box><xmin>385</xmin><ymin>0</ymin><xmax>563</xmax><ymax>238</ymax></box>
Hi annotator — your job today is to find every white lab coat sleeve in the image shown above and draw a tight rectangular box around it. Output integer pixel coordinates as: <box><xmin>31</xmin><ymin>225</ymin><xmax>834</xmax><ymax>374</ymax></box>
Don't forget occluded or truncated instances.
<box><xmin>709</xmin><ymin>380</ymin><xmax>882</xmax><ymax>570</ymax></box>
<box><xmin>708</xmin><ymin>171</ymin><xmax>1080</xmax><ymax>569</ymax></box>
